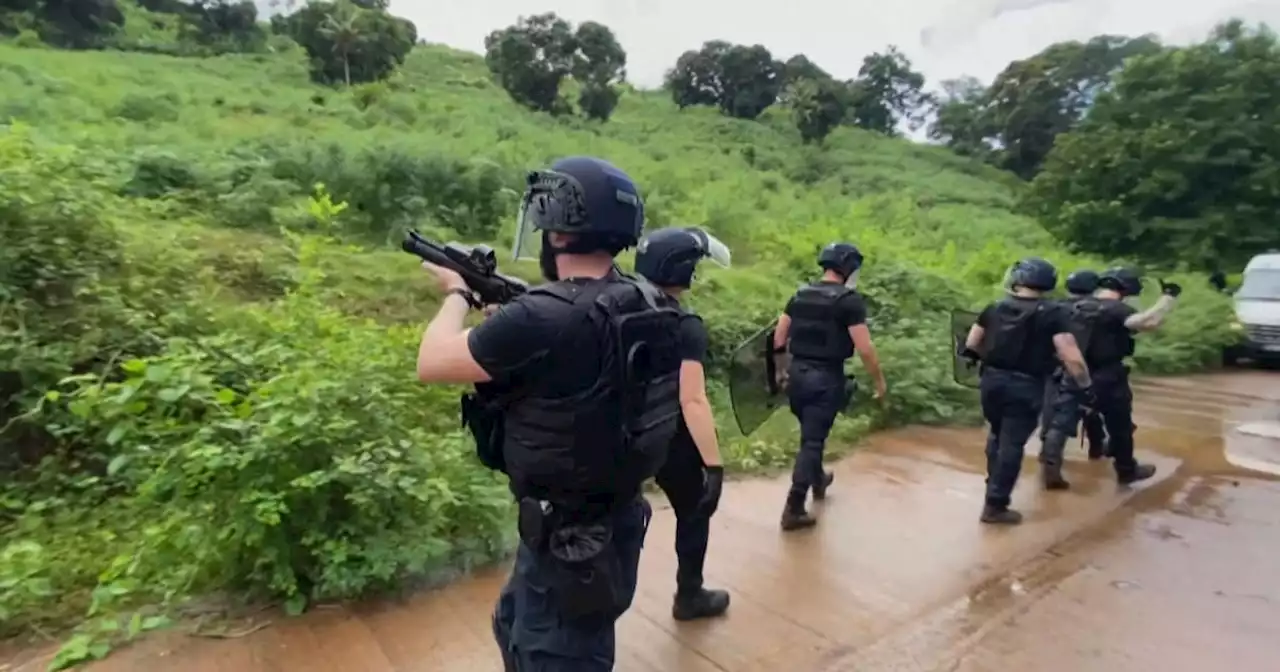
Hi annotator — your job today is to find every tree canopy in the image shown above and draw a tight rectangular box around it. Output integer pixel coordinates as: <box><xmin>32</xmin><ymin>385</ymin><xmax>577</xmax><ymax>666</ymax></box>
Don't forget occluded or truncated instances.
<box><xmin>1023</xmin><ymin>21</ymin><xmax>1280</xmax><ymax>270</ymax></box>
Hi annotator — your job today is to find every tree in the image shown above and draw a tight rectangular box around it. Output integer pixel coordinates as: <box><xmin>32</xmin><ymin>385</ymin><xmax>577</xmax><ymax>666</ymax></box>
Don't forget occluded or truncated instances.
<box><xmin>571</xmin><ymin>20</ymin><xmax>626</xmax><ymax>121</ymax></box>
<box><xmin>928</xmin><ymin>76</ymin><xmax>997</xmax><ymax>160</ymax></box>
<box><xmin>664</xmin><ymin>41</ymin><xmax>783</xmax><ymax>120</ymax></box>
<box><xmin>791</xmin><ymin>77</ymin><xmax>849</xmax><ymax>144</ymax></box>
<box><xmin>1024</xmin><ymin>21</ymin><xmax>1280</xmax><ymax>271</ymax></box>
<box><xmin>279</xmin><ymin>1</ymin><xmax>416</xmax><ymax>86</ymax></box>
<box><xmin>19</xmin><ymin>0</ymin><xmax>125</xmax><ymax>48</ymax></box>
<box><xmin>981</xmin><ymin>34</ymin><xmax>1162</xmax><ymax>178</ymax></box>
<box><xmin>180</xmin><ymin>0</ymin><xmax>266</xmax><ymax>53</ymax></box>
<box><xmin>848</xmin><ymin>47</ymin><xmax>931</xmax><ymax>136</ymax></box>
<box><xmin>484</xmin><ymin>14</ymin><xmax>626</xmax><ymax>120</ymax></box>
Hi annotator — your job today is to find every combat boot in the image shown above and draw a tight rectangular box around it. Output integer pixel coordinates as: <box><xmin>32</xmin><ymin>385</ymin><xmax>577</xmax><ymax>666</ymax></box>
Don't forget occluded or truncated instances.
<box><xmin>812</xmin><ymin>471</ymin><xmax>835</xmax><ymax>501</ymax></box>
<box><xmin>780</xmin><ymin>494</ymin><xmax>816</xmax><ymax>531</ymax></box>
<box><xmin>1087</xmin><ymin>441</ymin><xmax>1106</xmax><ymax>460</ymax></box>
<box><xmin>1117</xmin><ymin>463</ymin><xmax>1156</xmax><ymax>485</ymax></box>
<box><xmin>672</xmin><ymin>588</ymin><xmax>730</xmax><ymax>621</ymax></box>
<box><xmin>1041</xmin><ymin>463</ymin><xmax>1070</xmax><ymax>490</ymax></box>
<box><xmin>980</xmin><ymin>504</ymin><xmax>1023</xmax><ymax>525</ymax></box>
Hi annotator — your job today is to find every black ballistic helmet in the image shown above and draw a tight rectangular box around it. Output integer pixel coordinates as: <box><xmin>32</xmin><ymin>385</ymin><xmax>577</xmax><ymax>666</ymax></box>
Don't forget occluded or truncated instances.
<box><xmin>1098</xmin><ymin>267</ymin><xmax>1143</xmax><ymax>296</ymax></box>
<box><xmin>1065</xmin><ymin>269</ymin><xmax>1100</xmax><ymax>295</ymax></box>
<box><xmin>1007</xmin><ymin>257</ymin><xmax>1058</xmax><ymax>291</ymax></box>
<box><xmin>512</xmin><ymin>156</ymin><xmax>645</xmax><ymax>259</ymax></box>
<box><xmin>634</xmin><ymin>227</ymin><xmax>732</xmax><ymax>288</ymax></box>
<box><xmin>818</xmin><ymin>242</ymin><xmax>864</xmax><ymax>279</ymax></box>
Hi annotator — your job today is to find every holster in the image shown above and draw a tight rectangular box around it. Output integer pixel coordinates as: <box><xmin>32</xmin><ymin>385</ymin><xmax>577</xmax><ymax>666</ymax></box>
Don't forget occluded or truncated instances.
<box><xmin>517</xmin><ymin>497</ymin><xmax>625</xmax><ymax>622</ymax></box>
<box><xmin>459</xmin><ymin>388</ymin><xmax>508</xmax><ymax>473</ymax></box>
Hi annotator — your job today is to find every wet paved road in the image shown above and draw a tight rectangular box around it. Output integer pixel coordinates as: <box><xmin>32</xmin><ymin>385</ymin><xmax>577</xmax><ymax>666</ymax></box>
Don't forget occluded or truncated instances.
<box><xmin>5</xmin><ymin>371</ymin><xmax>1278</xmax><ymax>671</ymax></box>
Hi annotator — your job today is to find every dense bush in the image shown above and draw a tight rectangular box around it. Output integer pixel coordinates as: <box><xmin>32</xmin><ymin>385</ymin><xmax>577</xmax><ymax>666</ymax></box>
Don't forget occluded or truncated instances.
<box><xmin>0</xmin><ymin>39</ymin><xmax>1237</xmax><ymax>667</ymax></box>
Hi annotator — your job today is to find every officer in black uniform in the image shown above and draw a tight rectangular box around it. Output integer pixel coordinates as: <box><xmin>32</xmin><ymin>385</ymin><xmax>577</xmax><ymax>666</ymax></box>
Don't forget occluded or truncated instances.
<box><xmin>961</xmin><ymin>258</ymin><xmax>1091</xmax><ymax>525</ymax></box>
<box><xmin>415</xmin><ymin>156</ymin><xmax>684</xmax><ymax>671</ymax></box>
<box><xmin>1081</xmin><ymin>267</ymin><xmax>1180</xmax><ymax>486</ymax></box>
<box><xmin>1038</xmin><ymin>270</ymin><xmax>1109</xmax><ymax>484</ymax></box>
<box><xmin>634</xmin><ymin>226</ymin><xmax>733</xmax><ymax>622</ymax></box>
<box><xmin>771</xmin><ymin>243</ymin><xmax>887</xmax><ymax>531</ymax></box>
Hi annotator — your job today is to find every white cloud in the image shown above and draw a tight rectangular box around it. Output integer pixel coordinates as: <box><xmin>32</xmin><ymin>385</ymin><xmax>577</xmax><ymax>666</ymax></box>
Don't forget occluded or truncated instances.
<box><xmin>390</xmin><ymin>0</ymin><xmax>1280</xmax><ymax>90</ymax></box>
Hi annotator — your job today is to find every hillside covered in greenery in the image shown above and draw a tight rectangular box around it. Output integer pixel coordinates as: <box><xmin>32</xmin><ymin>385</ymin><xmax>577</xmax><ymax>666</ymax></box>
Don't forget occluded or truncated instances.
<box><xmin>1</xmin><ymin>1</ymin><xmax>1267</xmax><ymax>667</ymax></box>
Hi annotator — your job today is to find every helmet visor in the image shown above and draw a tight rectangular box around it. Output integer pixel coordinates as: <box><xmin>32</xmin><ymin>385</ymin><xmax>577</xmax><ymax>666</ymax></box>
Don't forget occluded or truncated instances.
<box><xmin>844</xmin><ymin>268</ymin><xmax>860</xmax><ymax>289</ymax></box>
<box><xmin>696</xmin><ymin>230</ymin><xmax>732</xmax><ymax>269</ymax></box>
<box><xmin>511</xmin><ymin>191</ymin><xmax>541</xmax><ymax>262</ymax></box>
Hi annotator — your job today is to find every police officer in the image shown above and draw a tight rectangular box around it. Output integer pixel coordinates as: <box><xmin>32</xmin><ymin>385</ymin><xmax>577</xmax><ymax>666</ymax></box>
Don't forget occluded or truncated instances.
<box><xmin>771</xmin><ymin>243</ymin><xmax>887</xmax><ymax>531</ymax></box>
<box><xmin>1038</xmin><ymin>270</ymin><xmax>1109</xmax><ymax>483</ymax></box>
<box><xmin>1076</xmin><ymin>267</ymin><xmax>1180</xmax><ymax>486</ymax></box>
<box><xmin>961</xmin><ymin>258</ymin><xmax>1091</xmax><ymax>525</ymax></box>
<box><xmin>634</xmin><ymin>226</ymin><xmax>733</xmax><ymax>621</ymax></box>
<box><xmin>415</xmin><ymin>156</ymin><xmax>683</xmax><ymax>671</ymax></box>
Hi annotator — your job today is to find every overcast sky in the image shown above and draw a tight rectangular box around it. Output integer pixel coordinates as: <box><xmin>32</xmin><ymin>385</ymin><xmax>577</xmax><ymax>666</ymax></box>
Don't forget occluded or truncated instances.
<box><xmin>392</xmin><ymin>0</ymin><xmax>1280</xmax><ymax>90</ymax></box>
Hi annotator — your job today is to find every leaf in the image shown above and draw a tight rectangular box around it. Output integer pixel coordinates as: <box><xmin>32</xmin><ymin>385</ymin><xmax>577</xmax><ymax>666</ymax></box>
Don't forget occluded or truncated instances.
<box><xmin>284</xmin><ymin>593</ymin><xmax>308</xmax><ymax>616</ymax></box>
<box><xmin>105</xmin><ymin>424</ymin><xmax>127</xmax><ymax>446</ymax></box>
<box><xmin>106</xmin><ymin>454</ymin><xmax>130</xmax><ymax>477</ymax></box>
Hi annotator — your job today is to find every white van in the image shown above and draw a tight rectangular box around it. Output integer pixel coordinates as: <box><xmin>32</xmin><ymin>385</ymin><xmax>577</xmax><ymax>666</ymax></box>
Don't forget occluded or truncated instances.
<box><xmin>1225</xmin><ymin>252</ymin><xmax>1280</xmax><ymax>365</ymax></box>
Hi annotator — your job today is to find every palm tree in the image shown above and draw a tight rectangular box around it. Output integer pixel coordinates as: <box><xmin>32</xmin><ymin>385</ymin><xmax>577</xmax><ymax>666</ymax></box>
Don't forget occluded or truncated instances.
<box><xmin>319</xmin><ymin>4</ymin><xmax>360</xmax><ymax>86</ymax></box>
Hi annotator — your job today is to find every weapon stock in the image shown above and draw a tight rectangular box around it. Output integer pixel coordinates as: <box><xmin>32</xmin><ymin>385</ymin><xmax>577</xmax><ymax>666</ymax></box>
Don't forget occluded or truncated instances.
<box><xmin>402</xmin><ymin>230</ymin><xmax>529</xmax><ymax>306</ymax></box>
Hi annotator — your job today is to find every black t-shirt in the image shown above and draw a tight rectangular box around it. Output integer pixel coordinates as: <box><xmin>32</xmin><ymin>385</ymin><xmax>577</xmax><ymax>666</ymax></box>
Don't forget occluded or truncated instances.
<box><xmin>783</xmin><ymin>282</ymin><xmax>868</xmax><ymax>328</ymax></box>
<box><xmin>976</xmin><ymin>297</ymin><xmax>1072</xmax><ymax>376</ymax></box>
<box><xmin>466</xmin><ymin>280</ymin><xmax>607</xmax><ymax>398</ymax></box>
<box><xmin>678</xmin><ymin>313</ymin><xmax>708</xmax><ymax>364</ymax></box>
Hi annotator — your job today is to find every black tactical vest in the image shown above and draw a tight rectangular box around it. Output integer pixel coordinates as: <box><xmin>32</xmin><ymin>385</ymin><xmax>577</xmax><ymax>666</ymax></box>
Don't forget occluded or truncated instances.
<box><xmin>502</xmin><ymin>276</ymin><xmax>683</xmax><ymax>507</ymax></box>
<box><xmin>787</xmin><ymin>283</ymin><xmax>855</xmax><ymax>363</ymax></box>
<box><xmin>1084</xmin><ymin>298</ymin><xmax>1135</xmax><ymax>368</ymax></box>
<box><xmin>980</xmin><ymin>296</ymin><xmax>1045</xmax><ymax>374</ymax></box>
<box><xmin>1063</xmin><ymin>296</ymin><xmax>1106</xmax><ymax>362</ymax></box>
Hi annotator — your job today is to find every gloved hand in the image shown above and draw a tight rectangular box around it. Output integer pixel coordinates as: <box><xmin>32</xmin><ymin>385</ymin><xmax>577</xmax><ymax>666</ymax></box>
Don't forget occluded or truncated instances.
<box><xmin>1078</xmin><ymin>387</ymin><xmax>1098</xmax><ymax>414</ymax></box>
<box><xmin>698</xmin><ymin>465</ymin><xmax>724</xmax><ymax>518</ymax></box>
<box><xmin>1158</xmin><ymin>278</ymin><xmax>1182</xmax><ymax>298</ymax></box>
<box><xmin>960</xmin><ymin>347</ymin><xmax>981</xmax><ymax>369</ymax></box>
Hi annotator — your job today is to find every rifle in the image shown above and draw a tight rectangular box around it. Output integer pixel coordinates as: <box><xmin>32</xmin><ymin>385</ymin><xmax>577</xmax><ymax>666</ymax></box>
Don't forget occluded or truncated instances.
<box><xmin>401</xmin><ymin>230</ymin><xmax>529</xmax><ymax>307</ymax></box>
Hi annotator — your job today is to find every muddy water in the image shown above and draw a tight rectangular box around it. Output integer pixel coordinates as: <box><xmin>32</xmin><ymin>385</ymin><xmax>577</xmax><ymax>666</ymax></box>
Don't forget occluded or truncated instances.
<box><xmin>4</xmin><ymin>371</ymin><xmax>1278</xmax><ymax>671</ymax></box>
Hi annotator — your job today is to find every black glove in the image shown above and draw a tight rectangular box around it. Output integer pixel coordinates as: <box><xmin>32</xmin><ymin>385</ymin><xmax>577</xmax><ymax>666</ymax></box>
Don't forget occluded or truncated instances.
<box><xmin>960</xmin><ymin>347</ymin><xmax>981</xmax><ymax>369</ymax></box>
<box><xmin>698</xmin><ymin>466</ymin><xmax>724</xmax><ymax>518</ymax></box>
<box><xmin>1158</xmin><ymin>278</ymin><xmax>1182</xmax><ymax>298</ymax></box>
<box><xmin>1078</xmin><ymin>387</ymin><xmax>1098</xmax><ymax>414</ymax></box>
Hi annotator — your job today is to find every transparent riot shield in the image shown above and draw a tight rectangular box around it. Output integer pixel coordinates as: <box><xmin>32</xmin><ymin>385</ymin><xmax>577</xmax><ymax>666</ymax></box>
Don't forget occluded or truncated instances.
<box><xmin>951</xmin><ymin>309</ymin><xmax>981</xmax><ymax>389</ymax></box>
<box><xmin>728</xmin><ymin>319</ymin><xmax>788</xmax><ymax>436</ymax></box>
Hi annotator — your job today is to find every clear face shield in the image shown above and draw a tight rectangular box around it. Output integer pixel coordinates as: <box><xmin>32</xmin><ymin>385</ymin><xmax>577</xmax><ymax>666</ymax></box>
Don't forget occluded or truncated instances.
<box><xmin>689</xmin><ymin>228</ymin><xmax>732</xmax><ymax>270</ymax></box>
<box><xmin>511</xmin><ymin>171</ymin><xmax>586</xmax><ymax>262</ymax></box>
<box><xmin>512</xmin><ymin>190</ymin><xmax>542</xmax><ymax>262</ymax></box>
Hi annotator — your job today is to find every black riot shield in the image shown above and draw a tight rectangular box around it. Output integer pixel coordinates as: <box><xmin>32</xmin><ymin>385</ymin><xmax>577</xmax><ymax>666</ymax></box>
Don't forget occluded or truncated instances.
<box><xmin>728</xmin><ymin>319</ymin><xmax>788</xmax><ymax>436</ymax></box>
<box><xmin>951</xmin><ymin>309</ymin><xmax>980</xmax><ymax>389</ymax></box>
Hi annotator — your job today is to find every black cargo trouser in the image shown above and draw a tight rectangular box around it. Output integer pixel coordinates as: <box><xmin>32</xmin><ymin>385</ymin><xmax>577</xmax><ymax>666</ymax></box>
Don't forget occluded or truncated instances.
<box><xmin>492</xmin><ymin>497</ymin><xmax>651</xmax><ymax>671</ymax></box>
<box><xmin>1090</xmin><ymin>362</ymin><xmax>1140</xmax><ymax>477</ymax></box>
<box><xmin>654</xmin><ymin>434</ymin><xmax>710</xmax><ymax>596</ymax></box>
<box><xmin>1039</xmin><ymin>371</ymin><xmax>1107</xmax><ymax>466</ymax></box>
<box><xmin>785</xmin><ymin>358</ymin><xmax>847</xmax><ymax>504</ymax></box>
<box><xmin>979</xmin><ymin>367</ymin><xmax>1045</xmax><ymax>508</ymax></box>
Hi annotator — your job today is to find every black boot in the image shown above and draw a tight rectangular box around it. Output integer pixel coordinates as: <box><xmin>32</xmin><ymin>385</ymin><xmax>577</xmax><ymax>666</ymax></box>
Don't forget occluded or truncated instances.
<box><xmin>780</xmin><ymin>494</ymin><xmax>816</xmax><ymax>531</ymax></box>
<box><xmin>1087</xmin><ymin>441</ymin><xmax>1105</xmax><ymax>460</ymax></box>
<box><xmin>1117</xmin><ymin>463</ymin><xmax>1156</xmax><ymax>485</ymax></box>
<box><xmin>672</xmin><ymin>588</ymin><xmax>730</xmax><ymax>621</ymax></box>
<box><xmin>1041</xmin><ymin>463</ymin><xmax>1070</xmax><ymax>490</ymax></box>
<box><xmin>812</xmin><ymin>471</ymin><xmax>835</xmax><ymax>501</ymax></box>
<box><xmin>980</xmin><ymin>504</ymin><xmax>1023</xmax><ymax>525</ymax></box>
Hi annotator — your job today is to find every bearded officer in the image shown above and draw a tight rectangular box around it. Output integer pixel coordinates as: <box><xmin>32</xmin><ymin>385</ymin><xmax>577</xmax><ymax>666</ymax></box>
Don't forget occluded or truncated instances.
<box><xmin>1038</xmin><ymin>269</ymin><xmax>1109</xmax><ymax>487</ymax></box>
<box><xmin>415</xmin><ymin>156</ymin><xmax>683</xmax><ymax>671</ymax></box>
<box><xmin>771</xmin><ymin>242</ymin><xmax>887</xmax><ymax>531</ymax></box>
<box><xmin>1078</xmin><ymin>267</ymin><xmax>1179</xmax><ymax>486</ymax></box>
<box><xmin>961</xmin><ymin>258</ymin><xmax>1090</xmax><ymax>524</ymax></box>
<box><xmin>634</xmin><ymin>226</ymin><xmax>734</xmax><ymax>621</ymax></box>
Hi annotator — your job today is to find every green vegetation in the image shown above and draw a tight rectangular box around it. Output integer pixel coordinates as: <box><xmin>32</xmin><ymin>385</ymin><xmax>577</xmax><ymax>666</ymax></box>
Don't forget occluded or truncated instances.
<box><xmin>0</xmin><ymin>2</ymin><xmax>1260</xmax><ymax>668</ymax></box>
